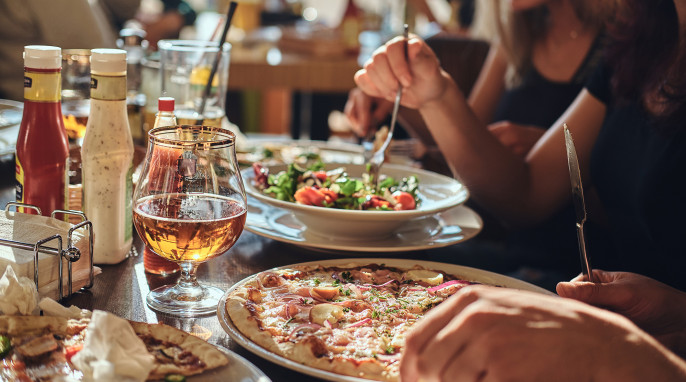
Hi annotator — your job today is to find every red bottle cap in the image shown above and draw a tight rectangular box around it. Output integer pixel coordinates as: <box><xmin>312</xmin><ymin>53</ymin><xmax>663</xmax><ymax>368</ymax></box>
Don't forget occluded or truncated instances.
<box><xmin>158</xmin><ymin>97</ymin><xmax>175</xmax><ymax>112</ymax></box>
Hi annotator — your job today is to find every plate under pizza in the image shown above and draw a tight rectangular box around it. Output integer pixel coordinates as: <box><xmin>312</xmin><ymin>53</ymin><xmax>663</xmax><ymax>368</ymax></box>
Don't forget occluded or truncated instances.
<box><xmin>217</xmin><ymin>258</ymin><xmax>553</xmax><ymax>382</ymax></box>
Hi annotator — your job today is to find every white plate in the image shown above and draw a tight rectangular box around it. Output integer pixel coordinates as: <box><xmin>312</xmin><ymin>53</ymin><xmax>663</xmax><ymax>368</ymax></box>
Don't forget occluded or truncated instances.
<box><xmin>244</xmin><ymin>163</ymin><xmax>469</xmax><ymax>240</ymax></box>
<box><xmin>195</xmin><ymin>346</ymin><xmax>271</xmax><ymax>381</ymax></box>
<box><xmin>245</xmin><ymin>196</ymin><xmax>482</xmax><ymax>253</ymax></box>
<box><xmin>238</xmin><ymin>138</ymin><xmax>365</xmax><ymax>165</ymax></box>
<box><xmin>217</xmin><ymin>258</ymin><xmax>554</xmax><ymax>382</ymax></box>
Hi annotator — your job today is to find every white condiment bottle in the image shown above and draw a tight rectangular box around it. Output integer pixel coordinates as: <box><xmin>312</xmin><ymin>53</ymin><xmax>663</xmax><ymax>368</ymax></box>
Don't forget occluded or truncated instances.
<box><xmin>81</xmin><ymin>49</ymin><xmax>134</xmax><ymax>264</ymax></box>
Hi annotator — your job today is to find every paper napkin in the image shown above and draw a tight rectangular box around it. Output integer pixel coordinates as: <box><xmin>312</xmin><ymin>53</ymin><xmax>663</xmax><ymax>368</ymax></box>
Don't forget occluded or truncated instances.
<box><xmin>71</xmin><ymin>310</ymin><xmax>155</xmax><ymax>382</ymax></box>
<box><xmin>0</xmin><ymin>265</ymin><xmax>38</xmax><ymax>315</ymax></box>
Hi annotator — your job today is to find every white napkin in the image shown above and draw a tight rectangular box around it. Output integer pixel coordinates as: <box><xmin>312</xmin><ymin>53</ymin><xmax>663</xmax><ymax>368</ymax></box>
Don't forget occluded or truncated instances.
<box><xmin>38</xmin><ymin>297</ymin><xmax>91</xmax><ymax>319</ymax></box>
<box><xmin>0</xmin><ymin>265</ymin><xmax>38</xmax><ymax>315</ymax></box>
<box><xmin>71</xmin><ymin>310</ymin><xmax>155</xmax><ymax>382</ymax></box>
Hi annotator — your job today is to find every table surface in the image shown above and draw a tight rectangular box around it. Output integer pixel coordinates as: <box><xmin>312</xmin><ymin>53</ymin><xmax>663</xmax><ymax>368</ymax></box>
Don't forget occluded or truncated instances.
<box><xmin>0</xmin><ymin>154</ymin><xmax>477</xmax><ymax>382</ymax></box>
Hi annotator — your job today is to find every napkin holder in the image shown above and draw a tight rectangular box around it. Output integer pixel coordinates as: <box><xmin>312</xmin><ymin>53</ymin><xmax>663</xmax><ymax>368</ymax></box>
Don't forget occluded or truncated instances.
<box><xmin>0</xmin><ymin>202</ymin><xmax>94</xmax><ymax>301</ymax></box>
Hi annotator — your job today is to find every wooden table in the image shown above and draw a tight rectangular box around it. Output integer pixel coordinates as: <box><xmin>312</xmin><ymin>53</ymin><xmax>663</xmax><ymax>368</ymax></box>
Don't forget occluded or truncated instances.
<box><xmin>0</xmin><ymin>155</ymin><xmax>481</xmax><ymax>381</ymax></box>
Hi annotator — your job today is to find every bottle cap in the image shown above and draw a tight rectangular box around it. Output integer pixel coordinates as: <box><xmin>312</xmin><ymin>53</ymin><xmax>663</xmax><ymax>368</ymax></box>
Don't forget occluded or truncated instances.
<box><xmin>23</xmin><ymin>45</ymin><xmax>61</xmax><ymax>69</ymax></box>
<box><xmin>90</xmin><ymin>48</ymin><xmax>127</xmax><ymax>73</ymax></box>
<box><xmin>158</xmin><ymin>97</ymin><xmax>175</xmax><ymax>112</ymax></box>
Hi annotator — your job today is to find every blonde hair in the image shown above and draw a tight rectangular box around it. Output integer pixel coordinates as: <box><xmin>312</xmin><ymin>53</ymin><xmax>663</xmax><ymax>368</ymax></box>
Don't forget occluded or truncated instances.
<box><xmin>472</xmin><ymin>0</ymin><xmax>612</xmax><ymax>86</ymax></box>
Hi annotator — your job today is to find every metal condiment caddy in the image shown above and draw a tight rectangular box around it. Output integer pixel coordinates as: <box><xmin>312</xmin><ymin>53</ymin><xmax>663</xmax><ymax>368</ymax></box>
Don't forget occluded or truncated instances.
<box><xmin>0</xmin><ymin>202</ymin><xmax>94</xmax><ymax>301</ymax></box>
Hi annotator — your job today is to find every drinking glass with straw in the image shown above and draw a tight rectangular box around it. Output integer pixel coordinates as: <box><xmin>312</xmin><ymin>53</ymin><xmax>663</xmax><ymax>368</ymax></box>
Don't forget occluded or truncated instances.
<box><xmin>157</xmin><ymin>2</ymin><xmax>237</xmax><ymax>127</ymax></box>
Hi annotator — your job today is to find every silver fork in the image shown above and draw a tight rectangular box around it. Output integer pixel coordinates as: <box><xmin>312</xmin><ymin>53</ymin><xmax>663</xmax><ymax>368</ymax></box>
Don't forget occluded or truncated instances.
<box><xmin>367</xmin><ymin>24</ymin><xmax>409</xmax><ymax>191</ymax></box>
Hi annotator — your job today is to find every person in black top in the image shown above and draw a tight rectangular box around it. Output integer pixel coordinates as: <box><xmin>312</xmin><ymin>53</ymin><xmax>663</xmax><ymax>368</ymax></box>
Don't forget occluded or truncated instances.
<box><xmin>346</xmin><ymin>0</ymin><xmax>610</xmax><ymax>286</ymax></box>
<box><xmin>354</xmin><ymin>0</ymin><xmax>686</xmax><ymax>293</ymax></box>
<box><xmin>373</xmin><ymin>1</ymin><xmax>686</xmax><ymax>377</ymax></box>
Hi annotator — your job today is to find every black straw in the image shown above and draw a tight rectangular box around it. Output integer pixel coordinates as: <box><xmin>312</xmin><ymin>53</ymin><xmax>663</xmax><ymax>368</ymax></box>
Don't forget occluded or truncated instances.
<box><xmin>196</xmin><ymin>1</ymin><xmax>238</xmax><ymax>123</ymax></box>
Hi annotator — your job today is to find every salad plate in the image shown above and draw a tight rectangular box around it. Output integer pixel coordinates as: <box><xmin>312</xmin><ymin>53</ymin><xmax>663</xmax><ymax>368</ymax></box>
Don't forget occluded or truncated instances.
<box><xmin>243</xmin><ymin>163</ymin><xmax>469</xmax><ymax>240</ymax></box>
<box><xmin>244</xmin><ymin>196</ymin><xmax>482</xmax><ymax>253</ymax></box>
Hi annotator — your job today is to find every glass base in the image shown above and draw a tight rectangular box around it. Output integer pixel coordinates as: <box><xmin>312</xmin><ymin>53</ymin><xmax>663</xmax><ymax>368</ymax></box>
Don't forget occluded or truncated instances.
<box><xmin>146</xmin><ymin>283</ymin><xmax>225</xmax><ymax>317</ymax></box>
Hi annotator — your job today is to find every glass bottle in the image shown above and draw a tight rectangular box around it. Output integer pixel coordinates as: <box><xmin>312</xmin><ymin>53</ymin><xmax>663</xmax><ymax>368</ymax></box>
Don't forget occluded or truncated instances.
<box><xmin>340</xmin><ymin>0</ymin><xmax>362</xmax><ymax>55</ymax></box>
<box><xmin>143</xmin><ymin>96</ymin><xmax>180</xmax><ymax>276</ymax></box>
<box><xmin>118</xmin><ymin>28</ymin><xmax>148</xmax><ymax>145</ymax></box>
<box><xmin>15</xmin><ymin>45</ymin><xmax>70</xmax><ymax>217</ymax></box>
<box><xmin>81</xmin><ymin>49</ymin><xmax>134</xmax><ymax>264</ymax></box>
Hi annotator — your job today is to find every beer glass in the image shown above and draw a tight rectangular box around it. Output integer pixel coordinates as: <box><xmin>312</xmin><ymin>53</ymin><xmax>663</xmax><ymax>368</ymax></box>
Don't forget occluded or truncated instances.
<box><xmin>158</xmin><ymin>40</ymin><xmax>231</xmax><ymax>127</ymax></box>
<box><xmin>133</xmin><ymin>125</ymin><xmax>246</xmax><ymax>316</ymax></box>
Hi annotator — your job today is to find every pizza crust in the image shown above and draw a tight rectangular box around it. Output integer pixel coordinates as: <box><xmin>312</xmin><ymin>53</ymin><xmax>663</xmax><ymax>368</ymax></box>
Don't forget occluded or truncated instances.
<box><xmin>0</xmin><ymin>315</ymin><xmax>87</xmax><ymax>336</ymax></box>
<box><xmin>129</xmin><ymin>321</ymin><xmax>229</xmax><ymax>379</ymax></box>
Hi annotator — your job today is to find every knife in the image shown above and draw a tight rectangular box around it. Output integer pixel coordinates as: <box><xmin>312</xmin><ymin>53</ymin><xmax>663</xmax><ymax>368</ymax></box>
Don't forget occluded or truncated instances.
<box><xmin>563</xmin><ymin>124</ymin><xmax>594</xmax><ymax>283</ymax></box>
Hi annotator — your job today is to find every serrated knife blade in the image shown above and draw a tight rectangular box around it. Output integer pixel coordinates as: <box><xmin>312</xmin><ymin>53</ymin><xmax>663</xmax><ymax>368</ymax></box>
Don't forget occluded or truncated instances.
<box><xmin>563</xmin><ymin>124</ymin><xmax>594</xmax><ymax>282</ymax></box>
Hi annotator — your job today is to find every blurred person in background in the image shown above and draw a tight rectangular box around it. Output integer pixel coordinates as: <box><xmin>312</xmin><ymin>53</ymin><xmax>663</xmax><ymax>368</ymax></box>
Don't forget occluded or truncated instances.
<box><xmin>346</xmin><ymin>0</ymin><xmax>610</xmax><ymax>289</ymax></box>
<box><xmin>0</xmin><ymin>0</ymin><xmax>197</xmax><ymax>101</ymax></box>
<box><xmin>136</xmin><ymin>0</ymin><xmax>197</xmax><ymax>49</ymax></box>
<box><xmin>0</xmin><ymin>0</ymin><xmax>139</xmax><ymax>101</ymax></box>
<box><xmin>354</xmin><ymin>0</ymin><xmax>686</xmax><ymax>291</ymax></box>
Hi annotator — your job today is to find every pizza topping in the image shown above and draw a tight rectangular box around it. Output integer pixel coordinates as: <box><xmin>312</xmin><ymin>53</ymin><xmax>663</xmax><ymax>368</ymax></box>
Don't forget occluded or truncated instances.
<box><xmin>257</xmin><ymin>271</ymin><xmax>285</xmax><ymax>288</ymax></box>
<box><xmin>310</xmin><ymin>287</ymin><xmax>339</xmax><ymax>301</ymax></box>
<box><xmin>345</xmin><ymin>317</ymin><xmax>371</xmax><ymax>329</ymax></box>
<box><xmin>289</xmin><ymin>323</ymin><xmax>324</xmax><ymax>341</ymax></box>
<box><xmin>427</xmin><ymin>280</ymin><xmax>474</xmax><ymax>297</ymax></box>
<box><xmin>246</xmin><ymin>287</ymin><xmax>263</xmax><ymax>303</ymax></box>
<box><xmin>310</xmin><ymin>304</ymin><xmax>345</xmax><ymax>326</ymax></box>
<box><xmin>404</xmin><ymin>270</ymin><xmax>443</xmax><ymax>286</ymax></box>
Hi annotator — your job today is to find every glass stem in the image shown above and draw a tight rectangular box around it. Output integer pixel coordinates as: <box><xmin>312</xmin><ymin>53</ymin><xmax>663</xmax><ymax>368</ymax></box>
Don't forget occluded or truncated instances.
<box><xmin>177</xmin><ymin>262</ymin><xmax>202</xmax><ymax>293</ymax></box>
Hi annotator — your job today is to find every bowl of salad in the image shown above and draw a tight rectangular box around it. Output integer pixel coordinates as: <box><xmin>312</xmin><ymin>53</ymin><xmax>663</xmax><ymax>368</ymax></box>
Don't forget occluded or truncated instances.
<box><xmin>243</xmin><ymin>161</ymin><xmax>469</xmax><ymax>239</ymax></box>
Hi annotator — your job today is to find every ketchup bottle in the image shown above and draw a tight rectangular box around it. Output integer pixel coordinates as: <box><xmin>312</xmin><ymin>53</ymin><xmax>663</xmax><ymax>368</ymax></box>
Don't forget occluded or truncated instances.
<box><xmin>15</xmin><ymin>46</ymin><xmax>69</xmax><ymax>216</ymax></box>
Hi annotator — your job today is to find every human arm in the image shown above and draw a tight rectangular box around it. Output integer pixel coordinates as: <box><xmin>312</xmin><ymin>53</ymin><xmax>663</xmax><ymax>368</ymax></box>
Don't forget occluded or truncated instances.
<box><xmin>354</xmin><ymin>36</ymin><xmax>606</xmax><ymax>227</ymax></box>
<box><xmin>557</xmin><ymin>270</ymin><xmax>686</xmax><ymax>358</ymax></box>
<box><xmin>466</xmin><ymin>43</ymin><xmax>508</xmax><ymax>125</ymax></box>
<box><xmin>399</xmin><ymin>285</ymin><xmax>686</xmax><ymax>382</ymax></box>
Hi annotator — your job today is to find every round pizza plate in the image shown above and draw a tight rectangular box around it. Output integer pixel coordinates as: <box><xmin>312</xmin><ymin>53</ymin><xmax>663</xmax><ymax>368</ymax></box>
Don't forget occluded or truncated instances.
<box><xmin>244</xmin><ymin>196</ymin><xmax>483</xmax><ymax>253</ymax></box>
<box><xmin>217</xmin><ymin>258</ymin><xmax>554</xmax><ymax>382</ymax></box>
<box><xmin>185</xmin><ymin>346</ymin><xmax>271</xmax><ymax>381</ymax></box>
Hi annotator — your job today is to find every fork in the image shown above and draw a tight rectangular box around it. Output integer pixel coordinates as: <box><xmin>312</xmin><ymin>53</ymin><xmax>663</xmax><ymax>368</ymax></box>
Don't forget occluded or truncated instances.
<box><xmin>367</xmin><ymin>24</ymin><xmax>409</xmax><ymax>191</ymax></box>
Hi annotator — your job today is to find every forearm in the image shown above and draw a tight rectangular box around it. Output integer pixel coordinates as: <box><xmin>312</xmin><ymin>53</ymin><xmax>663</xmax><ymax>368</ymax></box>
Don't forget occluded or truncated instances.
<box><xmin>418</xmin><ymin>72</ymin><xmax>538</xmax><ymax>226</ymax></box>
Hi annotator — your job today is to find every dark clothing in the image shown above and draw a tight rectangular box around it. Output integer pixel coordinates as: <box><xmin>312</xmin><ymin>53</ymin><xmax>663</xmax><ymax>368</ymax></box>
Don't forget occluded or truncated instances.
<box><xmin>489</xmin><ymin>35</ymin><xmax>605</xmax><ymax>276</ymax></box>
<box><xmin>493</xmin><ymin>35</ymin><xmax>604</xmax><ymax>128</ymax></box>
<box><xmin>586</xmin><ymin>63</ymin><xmax>686</xmax><ymax>291</ymax></box>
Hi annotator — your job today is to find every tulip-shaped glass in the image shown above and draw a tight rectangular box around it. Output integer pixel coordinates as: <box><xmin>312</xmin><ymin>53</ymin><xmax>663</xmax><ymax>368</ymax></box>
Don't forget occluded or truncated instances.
<box><xmin>133</xmin><ymin>125</ymin><xmax>246</xmax><ymax>316</ymax></box>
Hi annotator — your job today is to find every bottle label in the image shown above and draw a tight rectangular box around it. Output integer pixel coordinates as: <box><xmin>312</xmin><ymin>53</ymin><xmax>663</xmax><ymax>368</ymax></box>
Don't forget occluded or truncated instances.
<box><xmin>91</xmin><ymin>74</ymin><xmax>126</xmax><ymax>101</ymax></box>
<box><xmin>15</xmin><ymin>156</ymin><xmax>24</xmax><ymax>213</ymax></box>
<box><xmin>125</xmin><ymin>164</ymin><xmax>133</xmax><ymax>242</ymax></box>
<box><xmin>24</xmin><ymin>70</ymin><xmax>60</xmax><ymax>102</ymax></box>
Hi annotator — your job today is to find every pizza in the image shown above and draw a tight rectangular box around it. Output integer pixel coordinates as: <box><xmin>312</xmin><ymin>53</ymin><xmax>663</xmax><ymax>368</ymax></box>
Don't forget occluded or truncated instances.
<box><xmin>225</xmin><ymin>262</ymin><xmax>482</xmax><ymax>381</ymax></box>
<box><xmin>0</xmin><ymin>315</ymin><xmax>228</xmax><ymax>381</ymax></box>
